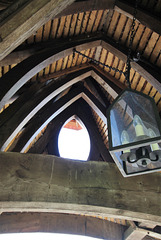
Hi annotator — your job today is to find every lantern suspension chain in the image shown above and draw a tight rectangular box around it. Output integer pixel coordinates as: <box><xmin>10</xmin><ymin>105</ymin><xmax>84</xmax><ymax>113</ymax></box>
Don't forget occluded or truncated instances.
<box><xmin>125</xmin><ymin>0</ymin><xmax>138</xmax><ymax>88</ymax></box>
<box><xmin>73</xmin><ymin>0</ymin><xmax>138</xmax><ymax>87</ymax></box>
<box><xmin>73</xmin><ymin>48</ymin><xmax>124</xmax><ymax>74</ymax></box>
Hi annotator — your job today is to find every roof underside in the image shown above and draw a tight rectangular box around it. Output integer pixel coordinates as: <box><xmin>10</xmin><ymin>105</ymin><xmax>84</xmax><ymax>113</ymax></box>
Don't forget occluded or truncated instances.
<box><xmin>0</xmin><ymin>1</ymin><xmax>161</xmax><ymax>238</ymax></box>
<box><xmin>0</xmin><ymin>0</ymin><xmax>161</xmax><ymax>156</ymax></box>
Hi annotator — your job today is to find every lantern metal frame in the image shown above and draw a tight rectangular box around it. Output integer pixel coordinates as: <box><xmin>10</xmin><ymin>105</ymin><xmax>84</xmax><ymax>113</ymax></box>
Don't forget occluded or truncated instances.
<box><xmin>107</xmin><ymin>88</ymin><xmax>161</xmax><ymax>177</ymax></box>
<box><xmin>107</xmin><ymin>88</ymin><xmax>161</xmax><ymax>151</ymax></box>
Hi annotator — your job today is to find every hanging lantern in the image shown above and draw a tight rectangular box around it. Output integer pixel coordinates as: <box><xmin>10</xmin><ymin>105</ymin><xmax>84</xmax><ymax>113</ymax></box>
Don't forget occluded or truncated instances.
<box><xmin>107</xmin><ymin>89</ymin><xmax>161</xmax><ymax>177</ymax></box>
<box><xmin>72</xmin><ymin>0</ymin><xmax>160</xmax><ymax>177</ymax></box>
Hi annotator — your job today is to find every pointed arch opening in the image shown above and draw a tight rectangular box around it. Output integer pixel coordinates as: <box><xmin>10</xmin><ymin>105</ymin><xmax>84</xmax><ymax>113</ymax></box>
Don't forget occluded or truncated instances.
<box><xmin>58</xmin><ymin>115</ymin><xmax>91</xmax><ymax>161</ymax></box>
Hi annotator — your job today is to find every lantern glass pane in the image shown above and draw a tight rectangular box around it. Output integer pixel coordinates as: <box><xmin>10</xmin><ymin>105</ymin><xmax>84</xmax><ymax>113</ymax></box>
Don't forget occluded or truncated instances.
<box><xmin>110</xmin><ymin>91</ymin><xmax>160</xmax><ymax>148</ymax></box>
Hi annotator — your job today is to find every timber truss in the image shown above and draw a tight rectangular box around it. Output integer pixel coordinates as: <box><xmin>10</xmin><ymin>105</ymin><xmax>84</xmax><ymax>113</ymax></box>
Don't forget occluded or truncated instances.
<box><xmin>0</xmin><ymin>0</ymin><xmax>161</xmax><ymax>239</ymax></box>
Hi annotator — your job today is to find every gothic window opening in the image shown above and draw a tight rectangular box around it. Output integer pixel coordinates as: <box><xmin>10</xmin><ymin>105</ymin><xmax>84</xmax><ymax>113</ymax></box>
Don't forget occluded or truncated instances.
<box><xmin>58</xmin><ymin>116</ymin><xmax>90</xmax><ymax>161</ymax></box>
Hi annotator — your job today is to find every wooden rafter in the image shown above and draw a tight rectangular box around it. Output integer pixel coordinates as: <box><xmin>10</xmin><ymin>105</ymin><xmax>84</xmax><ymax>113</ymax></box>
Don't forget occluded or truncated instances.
<box><xmin>0</xmin><ymin>32</ymin><xmax>160</xmax><ymax>79</ymax></box>
<box><xmin>4</xmin><ymin>86</ymin><xmax>106</xmax><ymax>153</ymax></box>
<box><xmin>85</xmin><ymin>76</ymin><xmax>110</xmax><ymax>108</ymax></box>
<box><xmin>61</xmin><ymin>0</ymin><xmax>161</xmax><ymax>36</ymax></box>
<box><xmin>0</xmin><ymin>39</ymin><xmax>101</xmax><ymax>110</ymax></box>
<box><xmin>56</xmin><ymin>0</ymin><xmax>114</xmax><ymax>18</ymax></box>
<box><xmin>0</xmin><ymin>67</ymin><xmax>112</xmax><ymax>125</ymax></box>
<box><xmin>0</xmin><ymin>67</ymin><xmax>118</xmax><ymax>152</ymax></box>
<box><xmin>115</xmin><ymin>0</ymin><xmax>161</xmax><ymax>36</ymax></box>
<box><xmin>0</xmin><ymin>0</ymin><xmax>160</xmax><ymax>62</ymax></box>
<box><xmin>75</xmin><ymin>99</ymin><xmax>111</xmax><ymax>162</ymax></box>
<box><xmin>0</xmin><ymin>34</ymin><xmax>160</xmax><ymax>111</ymax></box>
<box><xmin>84</xmin><ymin>77</ymin><xmax>107</xmax><ymax>107</ymax></box>
<box><xmin>0</xmin><ymin>0</ymin><xmax>12</xmax><ymax>10</ymax></box>
<box><xmin>0</xmin><ymin>0</ymin><xmax>75</xmax><ymax>61</ymax></box>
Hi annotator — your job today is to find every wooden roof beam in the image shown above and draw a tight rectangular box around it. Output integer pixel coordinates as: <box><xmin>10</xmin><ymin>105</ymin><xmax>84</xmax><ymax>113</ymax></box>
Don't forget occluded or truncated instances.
<box><xmin>56</xmin><ymin>0</ymin><xmax>115</xmax><ymax>18</ymax></box>
<box><xmin>37</xmin><ymin>63</ymin><xmax>124</xmax><ymax>92</ymax></box>
<box><xmin>115</xmin><ymin>0</ymin><xmax>161</xmax><ymax>36</ymax></box>
<box><xmin>124</xmin><ymin>221</ymin><xmax>161</xmax><ymax>240</ymax></box>
<box><xmin>101</xmin><ymin>37</ymin><xmax>161</xmax><ymax>93</ymax></box>
<box><xmin>0</xmin><ymin>71</ymin><xmax>90</xmax><ymax>150</ymax></box>
<box><xmin>124</xmin><ymin>225</ymin><xmax>147</xmax><ymax>240</ymax></box>
<box><xmin>13</xmin><ymin>88</ymin><xmax>84</xmax><ymax>153</ymax></box>
<box><xmin>0</xmin><ymin>33</ymin><xmax>103</xmax><ymax>67</ymax></box>
<box><xmin>0</xmin><ymin>39</ymin><xmax>101</xmax><ymax>111</ymax></box>
<box><xmin>84</xmin><ymin>77</ymin><xmax>107</xmax><ymax>107</ymax></box>
<box><xmin>0</xmin><ymin>1</ymin><xmax>11</xmax><ymax>11</ymax></box>
<box><xmin>58</xmin><ymin>0</ymin><xmax>161</xmax><ymax>36</ymax></box>
<box><xmin>138</xmin><ymin>222</ymin><xmax>156</xmax><ymax>230</ymax></box>
<box><xmin>1</xmin><ymin>151</ymin><xmax>161</xmax><ymax>225</ymax></box>
<box><xmin>0</xmin><ymin>212</ymin><xmax>124</xmax><ymax>239</ymax></box>
<box><xmin>0</xmin><ymin>0</ymin><xmax>75</xmax><ymax>61</ymax></box>
<box><xmin>0</xmin><ymin>67</ymin><xmax>111</xmax><ymax>125</ymax></box>
<box><xmin>0</xmin><ymin>0</ymin><xmax>160</xmax><ymax>63</ymax></box>
<box><xmin>75</xmin><ymin>99</ymin><xmax>111</xmax><ymax>162</ymax></box>
<box><xmin>0</xmin><ymin>35</ymin><xmax>159</xmax><ymax>111</ymax></box>
<box><xmin>0</xmin><ymin>66</ymin><xmax>118</xmax><ymax>128</ymax></box>
<box><xmin>2</xmin><ymin>32</ymin><xmax>160</xmax><ymax>84</ymax></box>
<box><xmin>0</xmin><ymin>68</ymin><xmax>117</xmax><ymax>152</ymax></box>
<box><xmin>10</xmin><ymin>87</ymin><xmax>106</xmax><ymax>153</ymax></box>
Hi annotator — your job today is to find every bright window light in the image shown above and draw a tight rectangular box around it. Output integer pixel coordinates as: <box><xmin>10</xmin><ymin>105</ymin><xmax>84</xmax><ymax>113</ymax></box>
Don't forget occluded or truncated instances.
<box><xmin>0</xmin><ymin>233</ymin><xmax>101</xmax><ymax>240</ymax></box>
<box><xmin>58</xmin><ymin>118</ymin><xmax>90</xmax><ymax>161</ymax></box>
